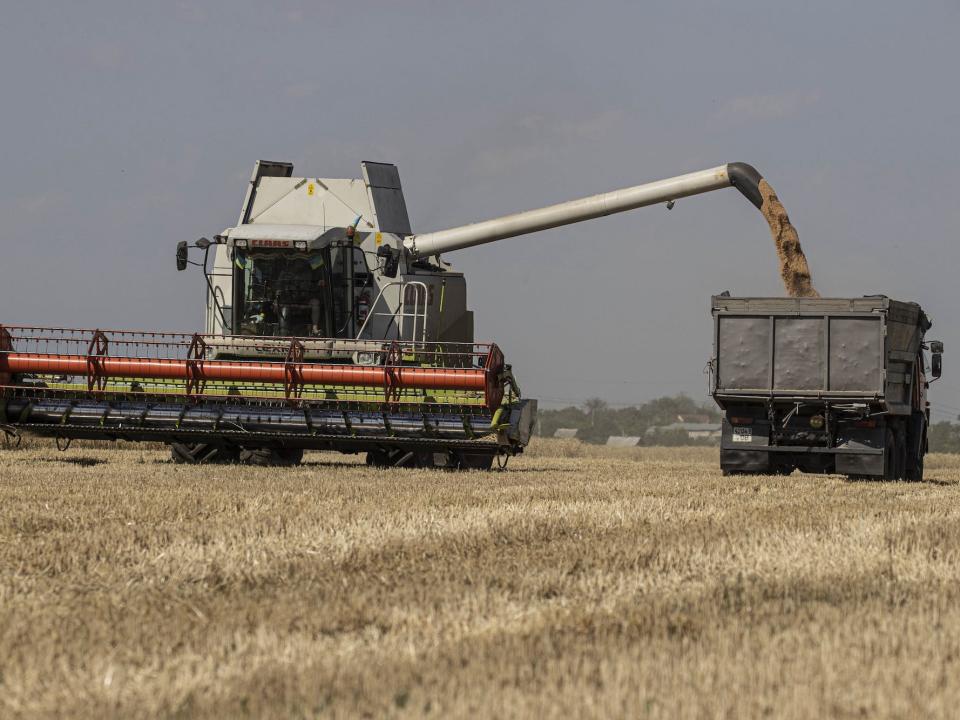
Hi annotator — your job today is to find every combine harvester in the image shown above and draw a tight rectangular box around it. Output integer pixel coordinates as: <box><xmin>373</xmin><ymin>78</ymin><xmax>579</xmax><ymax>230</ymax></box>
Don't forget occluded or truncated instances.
<box><xmin>0</xmin><ymin>160</ymin><xmax>805</xmax><ymax>468</ymax></box>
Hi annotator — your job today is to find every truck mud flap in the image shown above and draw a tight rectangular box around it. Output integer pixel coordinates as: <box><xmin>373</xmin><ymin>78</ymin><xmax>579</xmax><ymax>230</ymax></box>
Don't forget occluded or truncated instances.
<box><xmin>835</xmin><ymin>425</ymin><xmax>886</xmax><ymax>477</ymax></box>
<box><xmin>721</xmin><ymin>449</ymin><xmax>772</xmax><ymax>474</ymax></box>
<box><xmin>835</xmin><ymin>452</ymin><xmax>884</xmax><ymax>477</ymax></box>
<box><xmin>724</xmin><ymin>445</ymin><xmax>884</xmax><ymax>476</ymax></box>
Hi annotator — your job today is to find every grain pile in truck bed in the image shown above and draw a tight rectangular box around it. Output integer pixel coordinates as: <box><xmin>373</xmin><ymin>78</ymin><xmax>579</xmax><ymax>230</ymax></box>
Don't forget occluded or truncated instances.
<box><xmin>758</xmin><ymin>178</ymin><xmax>819</xmax><ymax>298</ymax></box>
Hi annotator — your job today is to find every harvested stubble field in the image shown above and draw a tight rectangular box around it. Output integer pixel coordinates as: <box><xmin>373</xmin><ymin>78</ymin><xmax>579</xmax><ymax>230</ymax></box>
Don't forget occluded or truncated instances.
<box><xmin>2</xmin><ymin>439</ymin><xmax>960</xmax><ymax>719</ymax></box>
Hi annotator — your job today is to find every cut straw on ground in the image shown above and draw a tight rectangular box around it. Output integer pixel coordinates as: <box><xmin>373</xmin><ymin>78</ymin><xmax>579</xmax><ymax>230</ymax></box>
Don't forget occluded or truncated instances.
<box><xmin>3</xmin><ymin>439</ymin><xmax>960</xmax><ymax>718</ymax></box>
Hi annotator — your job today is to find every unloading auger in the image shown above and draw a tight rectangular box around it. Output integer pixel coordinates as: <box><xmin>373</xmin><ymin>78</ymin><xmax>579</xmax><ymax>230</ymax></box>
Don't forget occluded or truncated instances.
<box><xmin>0</xmin><ymin>161</ymin><xmax>774</xmax><ymax>468</ymax></box>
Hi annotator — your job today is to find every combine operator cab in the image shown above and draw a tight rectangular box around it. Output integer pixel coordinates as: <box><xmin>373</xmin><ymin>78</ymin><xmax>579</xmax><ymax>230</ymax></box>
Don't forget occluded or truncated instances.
<box><xmin>229</xmin><ymin>237</ymin><xmax>370</xmax><ymax>339</ymax></box>
<box><xmin>178</xmin><ymin>161</ymin><xmax>477</xmax><ymax>352</ymax></box>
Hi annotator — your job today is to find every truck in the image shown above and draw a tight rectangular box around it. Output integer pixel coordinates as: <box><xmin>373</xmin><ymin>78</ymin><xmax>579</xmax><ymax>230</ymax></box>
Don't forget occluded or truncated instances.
<box><xmin>710</xmin><ymin>295</ymin><xmax>943</xmax><ymax>479</ymax></box>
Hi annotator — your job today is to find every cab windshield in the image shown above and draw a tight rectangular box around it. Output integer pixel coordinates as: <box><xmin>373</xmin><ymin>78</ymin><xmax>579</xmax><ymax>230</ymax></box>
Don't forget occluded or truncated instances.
<box><xmin>231</xmin><ymin>245</ymin><xmax>370</xmax><ymax>338</ymax></box>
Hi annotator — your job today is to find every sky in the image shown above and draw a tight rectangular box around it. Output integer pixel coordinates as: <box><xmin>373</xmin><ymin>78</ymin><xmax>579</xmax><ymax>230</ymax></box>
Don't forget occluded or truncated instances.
<box><xmin>2</xmin><ymin>1</ymin><xmax>959</xmax><ymax>418</ymax></box>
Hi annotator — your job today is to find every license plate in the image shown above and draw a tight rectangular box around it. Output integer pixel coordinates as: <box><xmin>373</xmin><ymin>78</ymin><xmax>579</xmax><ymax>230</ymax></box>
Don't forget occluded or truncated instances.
<box><xmin>732</xmin><ymin>426</ymin><xmax>753</xmax><ymax>443</ymax></box>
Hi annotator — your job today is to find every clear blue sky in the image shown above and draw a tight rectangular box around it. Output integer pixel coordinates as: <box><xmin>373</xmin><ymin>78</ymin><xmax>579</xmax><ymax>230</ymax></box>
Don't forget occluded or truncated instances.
<box><xmin>2</xmin><ymin>1</ymin><xmax>959</xmax><ymax>417</ymax></box>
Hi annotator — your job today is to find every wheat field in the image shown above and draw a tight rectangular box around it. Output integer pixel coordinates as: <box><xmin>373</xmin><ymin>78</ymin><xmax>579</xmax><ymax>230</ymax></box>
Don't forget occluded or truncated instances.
<box><xmin>2</xmin><ymin>438</ymin><xmax>960</xmax><ymax>718</ymax></box>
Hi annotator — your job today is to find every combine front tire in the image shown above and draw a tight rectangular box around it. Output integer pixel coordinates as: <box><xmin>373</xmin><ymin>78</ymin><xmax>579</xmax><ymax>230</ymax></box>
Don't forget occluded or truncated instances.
<box><xmin>171</xmin><ymin>443</ymin><xmax>304</xmax><ymax>467</ymax></box>
<box><xmin>365</xmin><ymin>448</ymin><xmax>497</xmax><ymax>470</ymax></box>
<box><xmin>453</xmin><ymin>450</ymin><xmax>496</xmax><ymax>470</ymax></box>
<box><xmin>366</xmin><ymin>448</ymin><xmax>432</xmax><ymax>468</ymax></box>
<box><xmin>170</xmin><ymin>443</ymin><xmax>239</xmax><ymax>465</ymax></box>
<box><xmin>238</xmin><ymin>447</ymin><xmax>304</xmax><ymax>467</ymax></box>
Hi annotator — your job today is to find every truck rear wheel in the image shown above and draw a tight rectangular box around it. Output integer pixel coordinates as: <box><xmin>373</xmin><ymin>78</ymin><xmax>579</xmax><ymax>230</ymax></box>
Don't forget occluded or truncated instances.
<box><xmin>905</xmin><ymin>413</ymin><xmax>927</xmax><ymax>482</ymax></box>
<box><xmin>906</xmin><ymin>453</ymin><xmax>924</xmax><ymax>482</ymax></box>
<box><xmin>883</xmin><ymin>426</ymin><xmax>907</xmax><ymax>481</ymax></box>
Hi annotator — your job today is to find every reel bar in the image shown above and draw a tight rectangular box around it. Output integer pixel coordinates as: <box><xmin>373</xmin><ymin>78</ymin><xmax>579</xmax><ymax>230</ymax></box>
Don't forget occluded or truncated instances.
<box><xmin>0</xmin><ymin>353</ymin><xmax>488</xmax><ymax>391</ymax></box>
<box><xmin>0</xmin><ymin>325</ymin><xmax>508</xmax><ymax>410</ymax></box>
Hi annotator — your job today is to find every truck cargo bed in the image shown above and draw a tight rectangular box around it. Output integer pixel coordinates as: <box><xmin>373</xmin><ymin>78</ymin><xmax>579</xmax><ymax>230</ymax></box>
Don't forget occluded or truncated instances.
<box><xmin>711</xmin><ymin>295</ymin><xmax>929</xmax><ymax>414</ymax></box>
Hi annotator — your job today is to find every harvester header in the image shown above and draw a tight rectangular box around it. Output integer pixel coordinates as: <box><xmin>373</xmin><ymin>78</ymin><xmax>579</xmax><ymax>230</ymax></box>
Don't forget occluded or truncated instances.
<box><xmin>0</xmin><ymin>325</ymin><xmax>528</xmax><ymax>468</ymax></box>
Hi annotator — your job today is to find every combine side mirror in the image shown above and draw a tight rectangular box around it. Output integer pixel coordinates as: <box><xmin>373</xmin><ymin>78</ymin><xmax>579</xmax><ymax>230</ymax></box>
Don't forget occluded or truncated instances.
<box><xmin>176</xmin><ymin>241</ymin><xmax>188</xmax><ymax>271</ymax></box>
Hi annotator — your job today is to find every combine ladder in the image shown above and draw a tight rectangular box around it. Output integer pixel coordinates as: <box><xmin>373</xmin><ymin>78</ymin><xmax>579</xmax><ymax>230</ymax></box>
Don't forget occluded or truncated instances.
<box><xmin>356</xmin><ymin>280</ymin><xmax>429</xmax><ymax>347</ymax></box>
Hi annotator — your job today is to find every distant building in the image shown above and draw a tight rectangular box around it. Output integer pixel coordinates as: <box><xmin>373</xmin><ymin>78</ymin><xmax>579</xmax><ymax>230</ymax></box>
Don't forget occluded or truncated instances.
<box><xmin>606</xmin><ymin>436</ymin><xmax>642</xmax><ymax>447</ymax></box>
<box><xmin>553</xmin><ymin>428</ymin><xmax>579</xmax><ymax>439</ymax></box>
<box><xmin>645</xmin><ymin>422</ymin><xmax>722</xmax><ymax>441</ymax></box>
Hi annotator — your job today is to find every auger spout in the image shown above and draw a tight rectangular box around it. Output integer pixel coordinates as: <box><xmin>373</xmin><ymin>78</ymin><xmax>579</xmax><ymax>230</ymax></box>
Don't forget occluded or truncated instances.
<box><xmin>403</xmin><ymin>162</ymin><xmax>766</xmax><ymax>258</ymax></box>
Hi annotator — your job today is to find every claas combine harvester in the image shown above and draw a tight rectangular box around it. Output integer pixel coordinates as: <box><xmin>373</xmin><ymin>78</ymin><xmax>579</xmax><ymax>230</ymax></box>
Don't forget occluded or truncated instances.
<box><xmin>1</xmin><ymin>160</ymin><xmax>777</xmax><ymax>467</ymax></box>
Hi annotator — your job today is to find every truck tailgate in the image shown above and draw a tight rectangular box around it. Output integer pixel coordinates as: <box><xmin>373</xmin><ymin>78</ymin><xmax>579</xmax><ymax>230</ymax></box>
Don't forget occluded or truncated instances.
<box><xmin>715</xmin><ymin>313</ymin><xmax>883</xmax><ymax>396</ymax></box>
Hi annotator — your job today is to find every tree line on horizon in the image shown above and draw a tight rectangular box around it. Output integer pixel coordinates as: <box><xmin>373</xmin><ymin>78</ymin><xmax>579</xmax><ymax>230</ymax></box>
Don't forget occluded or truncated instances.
<box><xmin>537</xmin><ymin>395</ymin><xmax>720</xmax><ymax>445</ymax></box>
<box><xmin>538</xmin><ymin>395</ymin><xmax>960</xmax><ymax>452</ymax></box>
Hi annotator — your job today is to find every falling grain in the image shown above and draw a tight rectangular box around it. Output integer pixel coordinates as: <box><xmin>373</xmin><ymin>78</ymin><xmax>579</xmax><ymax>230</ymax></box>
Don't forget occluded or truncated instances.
<box><xmin>758</xmin><ymin>178</ymin><xmax>819</xmax><ymax>297</ymax></box>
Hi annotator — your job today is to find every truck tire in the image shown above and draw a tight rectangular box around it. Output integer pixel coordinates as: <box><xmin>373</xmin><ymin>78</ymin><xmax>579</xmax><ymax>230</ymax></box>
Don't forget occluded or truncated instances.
<box><xmin>905</xmin><ymin>412</ymin><xmax>926</xmax><ymax>482</ymax></box>
<box><xmin>896</xmin><ymin>425</ymin><xmax>909</xmax><ymax>480</ymax></box>
<box><xmin>882</xmin><ymin>429</ymin><xmax>894</xmax><ymax>480</ymax></box>
<box><xmin>238</xmin><ymin>447</ymin><xmax>304</xmax><ymax>467</ymax></box>
<box><xmin>170</xmin><ymin>442</ymin><xmax>239</xmax><ymax>464</ymax></box>
<box><xmin>906</xmin><ymin>453</ymin><xmax>924</xmax><ymax>482</ymax></box>
<box><xmin>883</xmin><ymin>426</ymin><xmax>907</xmax><ymax>481</ymax></box>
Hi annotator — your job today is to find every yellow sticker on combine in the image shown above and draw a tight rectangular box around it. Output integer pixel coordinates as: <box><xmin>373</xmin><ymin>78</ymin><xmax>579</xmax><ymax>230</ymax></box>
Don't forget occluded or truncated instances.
<box><xmin>307</xmin><ymin>183</ymin><xmax>315</xmax><ymax>196</ymax></box>
<box><xmin>375</xmin><ymin>232</ymin><xmax>382</xmax><ymax>245</ymax></box>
